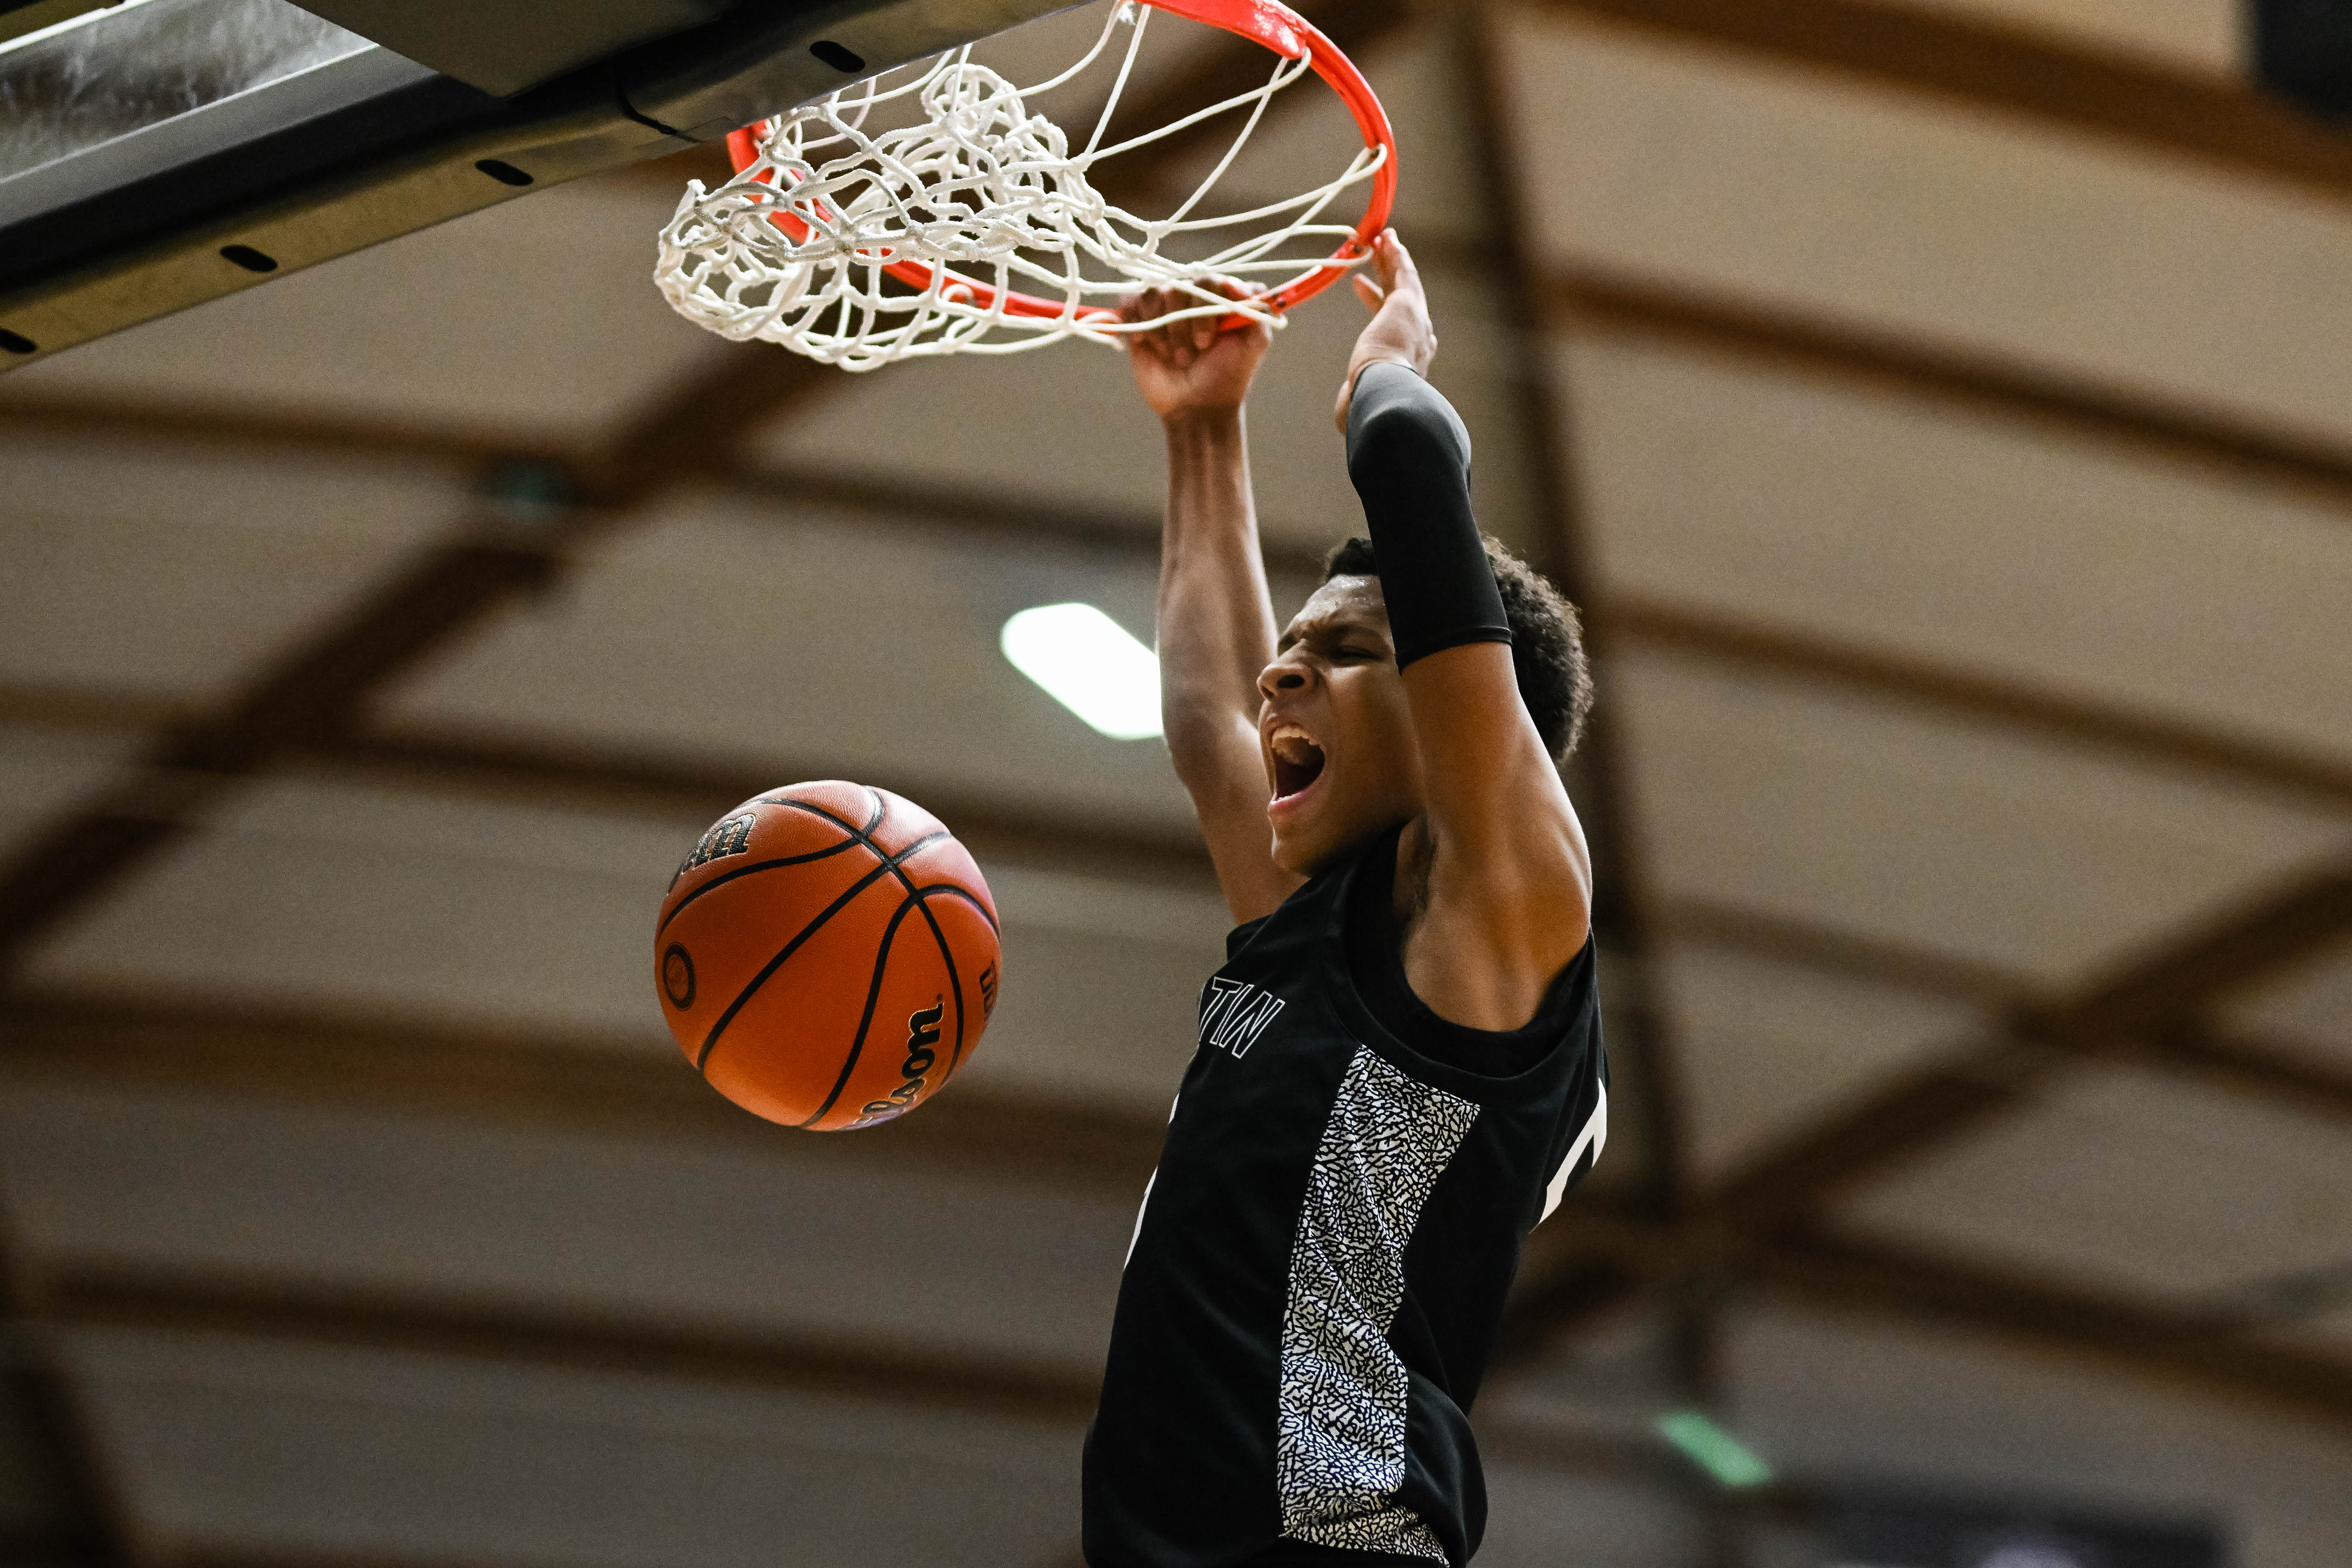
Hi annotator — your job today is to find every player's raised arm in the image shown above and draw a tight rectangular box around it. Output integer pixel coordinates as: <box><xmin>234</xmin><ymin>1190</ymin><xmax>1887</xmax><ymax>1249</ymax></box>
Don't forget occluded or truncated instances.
<box><xmin>1121</xmin><ymin>287</ymin><xmax>1306</xmax><ymax>923</ymax></box>
<box><xmin>1333</xmin><ymin>232</ymin><xmax>1594</xmax><ymax>1029</ymax></box>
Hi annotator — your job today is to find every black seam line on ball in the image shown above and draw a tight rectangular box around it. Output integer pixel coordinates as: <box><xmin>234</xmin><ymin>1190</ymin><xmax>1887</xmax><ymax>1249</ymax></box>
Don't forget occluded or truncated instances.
<box><xmin>693</xmin><ymin>829</ymin><xmax>950</xmax><ymax>1073</ymax></box>
<box><xmin>799</xmin><ymin>888</ymin><xmax>935</xmax><ymax>1127</ymax></box>
<box><xmin>658</xmin><ymin>838</ymin><xmax>865</xmax><ymax>937</ymax></box>
<box><xmin>759</xmin><ymin>788</ymin><xmax>887</xmax><ymax>847</ymax></box>
<box><xmin>910</xmin><ymin>884</ymin><xmax>994</xmax><ymax>1076</ymax></box>
<box><xmin>855</xmin><ymin>789</ymin><xmax>999</xmax><ymax>934</ymax></box>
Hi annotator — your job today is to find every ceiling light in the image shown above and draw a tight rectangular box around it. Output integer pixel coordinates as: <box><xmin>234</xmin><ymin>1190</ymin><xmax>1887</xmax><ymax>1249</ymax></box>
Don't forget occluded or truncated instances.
<box><xmin>1655</xmin><ymin>1410</ymin><xmax>1772</xmax><ymax>1489</ymax></box>
<box><xmin>1001</xmin><ymin>603</ymin><xmax>1163</xmax><ymax>740</ymax></box>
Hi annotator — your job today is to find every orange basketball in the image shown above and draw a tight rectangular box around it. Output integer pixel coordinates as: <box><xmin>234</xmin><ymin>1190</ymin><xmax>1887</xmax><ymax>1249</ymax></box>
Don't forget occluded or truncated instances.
<box><xmin>654</xmin><ymin>781</ymin><xmax>1001</xmax><ymax>1130</ymax></box>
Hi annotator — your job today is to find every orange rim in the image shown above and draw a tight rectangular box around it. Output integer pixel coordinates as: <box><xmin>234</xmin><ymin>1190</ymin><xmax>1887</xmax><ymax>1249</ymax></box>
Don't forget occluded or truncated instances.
<box><xmin>721</xmin><ymin>0</ymin><xmax>1396</xmax><ymax>328</ymax></box>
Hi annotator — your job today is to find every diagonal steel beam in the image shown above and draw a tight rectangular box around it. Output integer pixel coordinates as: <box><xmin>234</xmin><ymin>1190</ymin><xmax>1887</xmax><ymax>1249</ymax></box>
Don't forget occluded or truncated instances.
<box><xmin>2053</xmin><ymin>860</ymin><xmax>2352</xmax><ymax>1038</ymax></box>
<box><xmin>1700</xmin><ymin>855</ymin><xmax>2352</xmax><ymax>1226</ymax></box>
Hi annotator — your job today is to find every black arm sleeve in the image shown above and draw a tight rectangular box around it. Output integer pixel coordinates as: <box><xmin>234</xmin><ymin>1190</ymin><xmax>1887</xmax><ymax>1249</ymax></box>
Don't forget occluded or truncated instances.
<box><xmin>1344</xmin><ymin>360</ymin><xmax>1512</xmax><ymax>670</ymax></box>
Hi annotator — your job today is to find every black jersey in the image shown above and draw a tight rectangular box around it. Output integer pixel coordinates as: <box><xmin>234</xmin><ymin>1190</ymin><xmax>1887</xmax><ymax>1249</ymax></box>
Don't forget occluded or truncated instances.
<box><xmin>1083</xmin><ymin>826</ymin><xmax>1608</xmax><ymax>1568</ymax></box>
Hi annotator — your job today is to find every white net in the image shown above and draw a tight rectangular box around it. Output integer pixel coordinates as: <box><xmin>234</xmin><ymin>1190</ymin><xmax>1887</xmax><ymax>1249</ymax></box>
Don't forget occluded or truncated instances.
<box><xmin>652</xmin><ymin>1</ymin><xmax>1386</xmax><ymax>370</ymax></box>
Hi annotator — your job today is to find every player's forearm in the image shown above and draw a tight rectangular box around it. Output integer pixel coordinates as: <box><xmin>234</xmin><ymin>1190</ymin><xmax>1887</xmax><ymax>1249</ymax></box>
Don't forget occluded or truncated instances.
<box><xmin>1346</xmin><ymin>365</ymin><xmax>1571</xmax><ymax>863</ymax></box>
<box><xmin>1156</xmin><ymin>410</ymin><xmax>1277</xmax><ymax>776</ymax></box>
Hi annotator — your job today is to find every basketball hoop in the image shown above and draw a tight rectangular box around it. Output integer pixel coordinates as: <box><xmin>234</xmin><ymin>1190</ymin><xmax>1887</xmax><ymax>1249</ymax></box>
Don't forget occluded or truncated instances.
<box><xmin>652</xmin><ymin>0</ymin><xmax>1396</xmax><ymax>370</ymax></box>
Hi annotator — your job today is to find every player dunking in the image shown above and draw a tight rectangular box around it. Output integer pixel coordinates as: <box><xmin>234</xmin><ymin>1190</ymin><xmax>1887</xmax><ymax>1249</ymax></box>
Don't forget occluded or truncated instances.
<box><xmin>1081</xmin><ymin>232</ymin><xmax>1610</xmax><ymax>1568</ymax></box>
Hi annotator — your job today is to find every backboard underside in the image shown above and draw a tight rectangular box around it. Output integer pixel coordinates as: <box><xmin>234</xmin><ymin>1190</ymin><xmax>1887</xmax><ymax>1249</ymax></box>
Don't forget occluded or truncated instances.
<box><xmin>0</xmin><ymin>0</ymin><xmax>1078</xmax><ymax>373</ymax></box>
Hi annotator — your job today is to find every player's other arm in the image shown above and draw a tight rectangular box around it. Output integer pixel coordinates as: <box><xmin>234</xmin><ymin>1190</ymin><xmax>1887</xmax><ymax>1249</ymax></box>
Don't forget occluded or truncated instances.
<box><xmin>1336</xmin><ymin>235</ymin><xmax>1592</xmax><ymax>1028</ymax></box>
<box><xmin>1121</xmin><ymin>288</ymin><xmax>1306</xmax><ymax>923</ymax></box>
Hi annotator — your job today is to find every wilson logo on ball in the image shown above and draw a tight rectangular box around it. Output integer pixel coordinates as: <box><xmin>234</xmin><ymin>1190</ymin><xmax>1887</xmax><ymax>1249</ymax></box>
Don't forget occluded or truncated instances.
<box><xmin>860</xmin><ymin>1000</ymin><xmax>944</xmax><ymax>1120</ymax></box>
<box><xmin>669</xmin><ymin>812</ymin><xmax>756</xmax><ymax>888</ymax></box>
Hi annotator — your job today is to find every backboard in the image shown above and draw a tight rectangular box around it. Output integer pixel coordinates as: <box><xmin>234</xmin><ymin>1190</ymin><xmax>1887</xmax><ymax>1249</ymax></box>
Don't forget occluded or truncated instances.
<box><xmin>0</xmin><ymin>0</ymin><xmax>1076</xmax><ymax>372</ymax></box>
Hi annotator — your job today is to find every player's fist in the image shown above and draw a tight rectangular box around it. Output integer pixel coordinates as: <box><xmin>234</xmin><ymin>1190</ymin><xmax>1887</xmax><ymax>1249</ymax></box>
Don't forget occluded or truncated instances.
<box><xmin>1333</xmin><ymin>230</ymin><xmax>1437</xmax><ymax>431</ymax></box>
<box><xmin>1118</xmin><ymin>280</ymin><xmax>1272</xmax><ymax>424</ymax></box>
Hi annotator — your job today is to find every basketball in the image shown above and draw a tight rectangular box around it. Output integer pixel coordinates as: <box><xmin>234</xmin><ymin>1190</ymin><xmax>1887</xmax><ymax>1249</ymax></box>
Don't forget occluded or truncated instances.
<box><xmin>654</xmin><ymin>781</ymin><xmax>1002</xmax><ymax>1130</ymax></box>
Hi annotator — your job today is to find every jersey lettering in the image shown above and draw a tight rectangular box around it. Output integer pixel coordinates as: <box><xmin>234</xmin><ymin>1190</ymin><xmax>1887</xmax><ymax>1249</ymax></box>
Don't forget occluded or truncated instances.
<box><xmin>1199</xmin><ymin>977</ymin><xmax>1285</xmax><ymax>1057</ymax></box>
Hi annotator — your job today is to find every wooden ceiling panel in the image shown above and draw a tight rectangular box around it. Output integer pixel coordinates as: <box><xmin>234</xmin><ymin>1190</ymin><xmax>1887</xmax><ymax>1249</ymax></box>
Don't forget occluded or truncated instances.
<box><xmin>0</xmin><ymin>442</ymin><xmax>461</xmax><ymax>704</ymax></box>
<box><xmin>1658</xmin><ymin>942</ymin><xmax>1982</xmax><ymax>1180</ymax></box>
<box><xmin>61</xmin><ymin>1328</ymin><xmax>1086</xmax><ymax>1568</ymax></box>
<box><xmin>963</xmin><ymin>0</ymin><xmax>1219</xmax><ymax>94</ymax></box>
<box><xmin>2222</xmin><ymin>944</ymin><xmax>2352</xmax><ymax>1070</ymax></box>
<box><xmin>1476</xmin><ymin>1459</ymin><xmax>1701</xmax><ymax>1567</ymax></box>
<box><xmin>16</xmin><ymin>776</ymin><xmax>698</xmax><ymax>1038</ymax></box>
<box><xmin>1891</xmin><ymin>0</ymin><xmax>2237</xmax><ymax>71</ymax></box>
<box><xmin>1562</xmin><ymin>335</ymin><xmax>2352</xmax><ymax>772</ymax></box>
<box><xmin>0</xmin><ymin>434</ymin><xmax>458</xmax><ymax>541</ymax></box>
<box><xmin>1724</xmin><ymin>1305</ymin><xmax>2352</xmax><ymax>1552</ymax></box>
<box><xmin>0</xmin><ymin>725</ymin><xmax>137</xmax><ymax>852</ymax></box>
<box><xmin>0</xmin><ymin>178</ymin><xmax>717</xmax><ymax>446</ymax></box>
<box><xmin>1610</xmin><ymin>649</ymin><xmax>2351</xmax><ymax>982</ymax></box>
<box><xmin>2</xmin><ymin>1083</ymin><xmax>1134</xmax><ymax>1372</ymax></box>
<box><xmin>965</xmin><ymin>920</ymin><xmax>1217</xmax><ymax>1114</ymax></box>
<box><xmin>1128</xmin><ymin>28</ymin><xmax>1393</xmax><ymax>219</ymax></box>
<box><xmin>1504</xmin><ymin>12</ymin><xmax>2352</xmax><ymax>443</ymax></box>
<box><xmin>959</xmin><ymin>862</ymin><xmax>1226</xmax><ymax>1114</ymax></box>
<box><xmin>375</xmin><ymin>498</ymin><xmax>1203</xmax><ymax>833</ymax></box>
<box><xmin>1833</xmin><ymin>1062</ymin><xmax>2352</xmax><ymax>1300</ymax></box>
<box><xmin>2256</xmin><ymin>1310</ymin><xmax>2352</xmax><ymax>1363</ymax></box>
<box><xmin>1316</xmin><ymin>35</ymin><xmax>1483</xmax><ymax>243</ymax></box>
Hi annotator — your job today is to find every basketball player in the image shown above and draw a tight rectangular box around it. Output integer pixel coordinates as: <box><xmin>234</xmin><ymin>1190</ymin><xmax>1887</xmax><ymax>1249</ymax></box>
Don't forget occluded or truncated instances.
<box><xmin>1081</xmin><ymin>230</ymin><xmax>1609</xmax><ymax>1568</ymax></box>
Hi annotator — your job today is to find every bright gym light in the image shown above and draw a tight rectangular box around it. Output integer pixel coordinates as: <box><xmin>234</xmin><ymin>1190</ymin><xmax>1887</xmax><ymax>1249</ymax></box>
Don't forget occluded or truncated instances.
<box><xmin>1654</xmin><ymin>1410</ymin><xmax>1773</xmax><ymax>1489</ymax></box>
<box><xmin>1001</xmin><ymin>603</ymin><xmax>1164</xmax><ymax>741</ymax></box>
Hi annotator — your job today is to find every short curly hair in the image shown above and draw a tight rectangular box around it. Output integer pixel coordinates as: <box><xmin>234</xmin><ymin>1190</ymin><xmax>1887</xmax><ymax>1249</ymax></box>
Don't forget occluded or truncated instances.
<box><xmin>1322</xmin><ymin>534</ymin><xmax>1594</xmax><ymax>762</ymax></box>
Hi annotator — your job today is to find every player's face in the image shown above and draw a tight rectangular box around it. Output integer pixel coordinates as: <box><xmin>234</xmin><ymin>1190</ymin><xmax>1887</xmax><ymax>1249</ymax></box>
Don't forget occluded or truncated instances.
<box><xmin>1258</xmin><ymin>575</ymin><xmax>1426</xmax><ymax>876</ymax></box>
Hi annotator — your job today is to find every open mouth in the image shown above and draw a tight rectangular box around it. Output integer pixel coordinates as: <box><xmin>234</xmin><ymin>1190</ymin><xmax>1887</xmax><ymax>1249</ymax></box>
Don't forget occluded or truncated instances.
<box><xmin>1269</xmin><ymin>725</ymin><xmax>1326</xmax><ymax>801</ymax></box>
